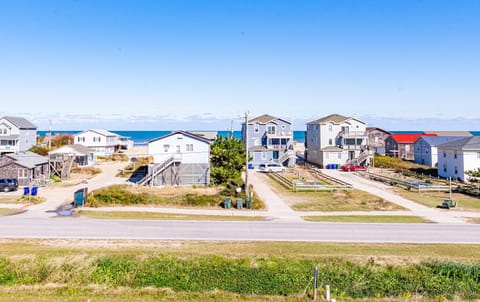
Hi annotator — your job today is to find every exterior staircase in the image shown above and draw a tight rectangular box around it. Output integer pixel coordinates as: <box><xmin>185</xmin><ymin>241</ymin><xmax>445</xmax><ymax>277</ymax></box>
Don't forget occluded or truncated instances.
<box><xmin>346</xmin><ymin>149</ymin><xmax>372</xmax><ymax>166</ymax></box>
<box><xmin>137</xmin><ymin>157</ymin><xmax>178</xmax><ymax>186</ymax></box>
<box><xmin>61</xmin><ymin>156</ymin><xmax>75</xmax><ymax>180</ymax></box>
<box><xmin>277</xmin><ymin>150</ymin><xmax>296</xmax><ymax>167</ymax></box>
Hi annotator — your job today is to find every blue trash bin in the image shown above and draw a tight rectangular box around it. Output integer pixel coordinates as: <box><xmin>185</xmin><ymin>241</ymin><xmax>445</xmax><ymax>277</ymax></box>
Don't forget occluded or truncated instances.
<box><xmin>248</xmin><ymin>163</ymin><xmax>254</xmax><ymax>169</ymax></box>
<box><xmin>31</xmin><ymin>186</ymin><xmax>38</xmax><ymax>196</ymax></box>
<box><xmin>23</xmin><ymin>187</ymin><xmax>30</xmax><ymax>195</ymax></box>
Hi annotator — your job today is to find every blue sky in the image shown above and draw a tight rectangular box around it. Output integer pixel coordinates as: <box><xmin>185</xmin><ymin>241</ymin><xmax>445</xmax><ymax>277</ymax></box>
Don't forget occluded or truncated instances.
<box><xmin>0</xmin><ymin>0</ymin><xmax>479</xmax><ymax>131</ymax></box>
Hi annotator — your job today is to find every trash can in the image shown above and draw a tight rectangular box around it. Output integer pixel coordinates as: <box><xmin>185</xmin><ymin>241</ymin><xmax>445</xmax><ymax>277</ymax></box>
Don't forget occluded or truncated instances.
<box><xmin>74</xmin><ymin>188</ymin><xmax>86</xmax><ymax>207</ymax></box>
<box><xmin>245</xmin><ymin>196</ymin><xmax>252</xmax><ymax>209</ymax></box>
<box><xmin>23</xmin><ymin>187</ymin><xmax>30</xmax><ymax>195</ymax></box>
<box><xmin>248</xmin><ymin>163</ymin><xmax>254</xmax><ymax>169</ymax></box>
<box><xmin>236</xmin><ymin>198</ymin><xmax>243</xmax><ymax>210</ymax></box>
<box><xmin>223</xmin><ymin>198</ymin><xmax>232</xmax><ymax>209</ymax></box>
<box><xmin>31</xmin><ymin>186</ymin><xmax>38</xmax><ymax>196</ymax></box>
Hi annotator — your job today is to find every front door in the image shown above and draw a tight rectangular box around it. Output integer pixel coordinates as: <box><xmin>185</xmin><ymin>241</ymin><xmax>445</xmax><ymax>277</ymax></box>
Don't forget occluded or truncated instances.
<box><xmin>349</xmin><ymin>151</ymin><xmax>355</xmax><ymax>160</ymax></box>
<box><xmin>273</xmin><ymin>151</ymin><xmax>279</xmax><ymax>160</ymax></box>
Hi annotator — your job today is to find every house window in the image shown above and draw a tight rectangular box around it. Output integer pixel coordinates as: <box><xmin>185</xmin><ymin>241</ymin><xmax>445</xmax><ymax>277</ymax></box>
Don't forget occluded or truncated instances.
<box><xmin>98</xmin><ymin>137</ymin><xmax>101</xmax><ymax>142</ymax></box>
<box><xmin>477</xmin><ymin>152</ymin><xmax>480</xmax><ymax>159</ymax></box>
<box><xmin>454</xmin><ymin>151</ymin><xmax>457</xmax><ymax>159</ymax></box>
<box><xmin>443</xmin><ymin>164</ymin><xmax>447</xmax><ymax>173</ymax></box>
<box><xmin>163</xmin><ymin>144</ymin><xmax>170</xmax><ymax>152</ymax></box>
<box><xmin>338</xmin><ymin>152</ymin><xmax>341</xmax><ymax>159</ymax></box>
<box><xmin>93</xmin><ymin>137</ymin><xmax>96</xmax><ymax>142</ymax></box>
<box><xmin>176</xmin><ymin>145</ymin><xmax>181</xmax><ymax>153</ymax></box>
<box><xmin>443</xmin><ymin>152</ymin><xmax>446</xmax><ymax>158</ymax></box>
<box><xmin>18</xmin><ymin>168</ymin><xmax>28</xmax><ymax>179</ymax></box>
<box><xmin>454</xmin><ymin>166</ymin><xmax>458</xmax><ymax>174</ymax></box>
<box><xmin>261</xmin><ymin>152</ymin><xmax>267</xmax><ymax>160</ymax></box>
<box><xmin>281</xmin><ymin>125</ymin><xmax>285</xmax><ymax>129</ymax></box>
<box><xmin>426</xmin><ymin>150</ymin><xmax>429</xmax><ymax>154</ymax></box>
<box><xmin>405</xmin><ymin>145</ymin><xmax>410</xmax><ymax>152</ymax></box>
<box><xmin>78</xmin><ymin>137</ymin><xmax>81</xmax><ymax>142</ymax></box>
<box><xmin>329</xmin><ymin>139</ymin><xmax>333</xmax><ymax>145</ymax></box>
<box><xmin>186</xmin><ymin>144</ymin><xmax>193</xmax><ymax>151</ymax></box>
<box><xmin>267</xmin><ymin>125</ymin><xmax>276</xmax><ymax>135</ymax></box>
<box><xmin>254</xmin><ymin>124</ymin><xmax>259</xmax><ymax>133</ymax></box>
<box><xmin>328</xmin><ymin>125</ymin><xmax>332</xmax><ymax>132</ymax></box>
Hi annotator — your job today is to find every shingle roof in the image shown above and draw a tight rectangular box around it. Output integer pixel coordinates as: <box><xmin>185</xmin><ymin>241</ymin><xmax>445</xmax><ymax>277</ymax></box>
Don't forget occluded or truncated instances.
<box><xmin>5</xmin><ymin>151</ymin><xmax>48</xmax><ymax>169</ymax></box>
<box><xmin>76</xmin><ymin>129</ymin><xmax>119</xmax><ymax>137</ymax></box>
<box><xmin>389</xmin><ymin>133</ymin><xmax>436</xmax><ymax>144</ymax></box>
<box><xmin>248</xmin><ymin>114</ymin><xmax>278</xmax><ymax>124</ymax></box>
<box><xmin>1</xmin><ymin>116</ymin><xmax>37</xmax><ymax>129</ymax></box>
<box><xmin>49</xmin><ymin>144</ymin><xmax>92</xmax><ymax>155</ymax></box>
<box><xmin>416</xmin><ymin>136</ymin><xmax>468</xmax><ymax>147</ymax></box>
<box><xmin>308</xmin><ymin>114</ymin><xmax>349</xmax><ymax>124</ymax></box>
<box><xmin>437</xmin><ymin>136</ymin><xmax>480</xmax><ymax>151</ymax></box>
<box><xmin>148</xmin><ymin>130</ymin><xmax>212</xmax><ymax>144</ymax></box>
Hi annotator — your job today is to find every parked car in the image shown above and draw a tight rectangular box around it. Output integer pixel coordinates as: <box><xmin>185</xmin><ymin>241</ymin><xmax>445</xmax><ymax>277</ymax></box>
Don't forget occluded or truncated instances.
<box><xmin>258</xmin><ymin>163</ymin><xmax>285</xmax><ymax>173</ymax></box>
<box><xmin>342</xmin><ymin>164</ymin><xmax>366</xmax><ymax>172</ymax></box>
<box><xmin>0</xmin><ymin>178</ymin><xmax>18</xmax><ymax>192</ymax></box>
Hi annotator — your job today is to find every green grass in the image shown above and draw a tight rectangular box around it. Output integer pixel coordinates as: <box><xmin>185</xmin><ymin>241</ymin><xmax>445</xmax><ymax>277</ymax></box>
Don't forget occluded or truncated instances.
<box><xmin>87</xmin><ymin>185</ymin><xmax>265</xmax><ymax>210</ymax></box>
<box><xmin>265</xmin><ymin>176</ymin><xmax>403</xmax><ymax>211</ymax></box>
<box><xmin>394</xmin><ymin>189</ymin><xmax>480</xmax><ymax>211</ymax></box>
<box><xmin>303</xmin><ymin>215</ymin><xmax>430</xmax><ymax>223</ymax></box>
<box><xmin>79</xmin><ymin>210</ymin><xmax>269</xmax><ymax>221</ymax></box>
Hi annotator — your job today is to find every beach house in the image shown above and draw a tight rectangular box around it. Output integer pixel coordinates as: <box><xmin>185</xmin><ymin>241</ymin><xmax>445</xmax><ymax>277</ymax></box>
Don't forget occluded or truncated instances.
<box><xmin>366</xmin><ymin>127</ymin><xmax>390</xmax><ymax>155</ymax></box>
<box><xmin>241</xmin><ymin>114</ymin><xmax>295</xmax><ymax>168</ymax></box>
<box><xmin>437</xmin><ymin>136</ymin><xmax>480</xmax><ymax>182</ymax></box>
<box><xmin>74</xmin><ymin>129</ymin><xmax>123</xmax><ymax>156</ymax></box>
<box><xmin>385</xmin><ymin>133</ymin><xmax>436</xmax><ymax>160</ymax></box>
<box><xmin>305</xmin><ymin>114</ymin><xmax>369</xmax><ymax>168</ymax></box>
<box><xmin>414</xmin><ymin>136</ymin><xmax>468</xmax><ymax>167</ymax></box>
<box><xmin>143</xmin><ymin>131</ymin><xmax>211</xmax><ymax>186</ymax></box>
<box><xmin>0</xmin><ymin>116</ymin><xmax>37</xmax><ymax>155</ymax></box>
<box><xmin>0</xmin><ymin>151</ymin><xmax>48</xmax><ymax>186</ymax></box>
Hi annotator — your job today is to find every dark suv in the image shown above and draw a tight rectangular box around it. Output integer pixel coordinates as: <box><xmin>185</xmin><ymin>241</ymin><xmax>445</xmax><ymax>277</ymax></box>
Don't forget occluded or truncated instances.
<box><xmin>0</xmin><ymin>178</ymin><xmax>18</xmax><ymax>192</ymax></box>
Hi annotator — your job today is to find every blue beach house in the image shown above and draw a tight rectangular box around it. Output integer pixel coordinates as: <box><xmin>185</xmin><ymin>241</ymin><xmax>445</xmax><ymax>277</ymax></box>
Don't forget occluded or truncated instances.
<box><xmin>241</xmin><ymin>114</ymin><xmax>295</xmax><ymax>168</ymax></box>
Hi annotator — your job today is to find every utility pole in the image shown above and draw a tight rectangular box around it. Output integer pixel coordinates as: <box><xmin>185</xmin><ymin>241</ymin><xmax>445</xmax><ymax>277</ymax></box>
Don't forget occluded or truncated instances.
<box><xmin>245</xmin><ymin>111</ymin><xmax>249</xmax><ymax>196</ymax></box>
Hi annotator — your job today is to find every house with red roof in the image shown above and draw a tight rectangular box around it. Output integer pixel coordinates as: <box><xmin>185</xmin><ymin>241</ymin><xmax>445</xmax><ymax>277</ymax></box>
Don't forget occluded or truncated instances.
<box><xmin>385</xmin><ymin>133</ymin><xmax>436</xmax><ymax>160</ymax></box>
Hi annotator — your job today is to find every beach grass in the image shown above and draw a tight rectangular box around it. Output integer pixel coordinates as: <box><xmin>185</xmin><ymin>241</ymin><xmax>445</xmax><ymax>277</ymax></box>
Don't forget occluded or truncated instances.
<box><xmin>394</xmin><ymin>189</ymin><xmax>480</xmax><ymax>211</ymax></box>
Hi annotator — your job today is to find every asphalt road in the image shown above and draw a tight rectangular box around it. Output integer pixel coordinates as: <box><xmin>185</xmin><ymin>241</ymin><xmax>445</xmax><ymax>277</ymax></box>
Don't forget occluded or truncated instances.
<box><xmin>1</xmin><ymin>216</ymin><xmax>480</xmax><ymax>243</ymax></box>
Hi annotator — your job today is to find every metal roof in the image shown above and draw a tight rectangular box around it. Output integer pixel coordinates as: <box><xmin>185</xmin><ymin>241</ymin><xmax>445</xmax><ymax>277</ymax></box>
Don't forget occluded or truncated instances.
<box><xmin>437</xmin><ymin>136</ymin><xmax>480</xmax><ymax>151</ymax></box>
<box><xmin>5</xmin><ymin>151</ymin><xmax>48</xmax><ymax>169</ymax></box>
<box><xmin>423</xmin><ymin>131</ymin><xmax>473</xmax><ymax>136</ymax></box>
<box><xmin>307</xmin><ymin>114</ymin><xmax>364</xmax><ymax>125</ymax></box>
<box><xmin>1</xmin><ymin>116</ymin><xmax>37</xmax><ymax>129</ymax></box>
<box><xmin>247</xmin><ymin>114</ymin><xmax>291</xmax><ymax>125</ymax></box>
<box><xmin>389</xmin><ymin>133</ymin><xmax>436</xmax><ymax>144</ymax></box>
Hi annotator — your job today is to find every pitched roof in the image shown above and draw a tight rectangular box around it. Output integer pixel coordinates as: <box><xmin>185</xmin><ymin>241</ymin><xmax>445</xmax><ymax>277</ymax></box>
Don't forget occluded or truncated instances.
<box><xmin>148</xmin><ymin>130</ymin><xmax>212</xmax><ymax>144</ymax></box>
<box><xmin>389</xmin><ymin>133</ymin><xmax>436</xmax><ymax>144</ymax></box>
<box><xmin>366</xmin><ymin>127</ymin><xmax>390</xmax><ymax>134</ymax></box>
<box><xmin>75</xmin><ymin>129</ymin><xmax>119</xmax><ymax>137</ymax></box>
<box><xmin>416</xmin><ymin>136</ymin><xmax>468</xmax><ymax>147</ymax></box>
<box><xmin>249</xmin><ymin>146</ymin><xmax>268</xmax><ymax>152</ymax></box>
<box><xmin>308</xmin><ymin>114</ymin><xmax>349</xmax><ymax>124</ymax></box>
<box><xmin>1</xmin><ymin>116</ymin><xmax>37</xmax><ymax>129</ymax></box>
<box><xmin>248</xmin><ymin>114</ymin><xmax>277</xmax><ymax>124</ymax></box>
<box><xmin>5</xmin><ymin>151</ymin><xmax>48</xmax><ymax>169</ymax></box>
<box><xmin>49</xmin><ymin>144</ymin><xmax>92</xmax><ymax>155</ymax></box>
<box><xmin>437</xmin><ymin>136</ymin><xmax>480</xmax><ymax>151</ymax></box>
<box><xmin>423</xmin><ymin>131</ymin><xmax>473</xmax><ymax>136</ymax></box>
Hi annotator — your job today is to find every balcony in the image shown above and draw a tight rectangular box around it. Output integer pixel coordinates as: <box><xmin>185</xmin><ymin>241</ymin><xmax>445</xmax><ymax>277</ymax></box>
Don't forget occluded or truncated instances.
<box><xmin>265</xmin><ymin>131</ymin><xmax>293</xmax><ymax>139</ymax></box>
<box><xmin>337</xmin><ymin>131</ymin><xmax>367</xmax><ymax>139</ymax></box>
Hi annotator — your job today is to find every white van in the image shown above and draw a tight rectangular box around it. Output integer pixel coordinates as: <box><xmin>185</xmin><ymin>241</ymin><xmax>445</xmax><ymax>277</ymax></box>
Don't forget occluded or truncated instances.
<box><xmin>258</xmin><ymin>163</ymin><xmax>285</xmax><ymax>173</ymax></box>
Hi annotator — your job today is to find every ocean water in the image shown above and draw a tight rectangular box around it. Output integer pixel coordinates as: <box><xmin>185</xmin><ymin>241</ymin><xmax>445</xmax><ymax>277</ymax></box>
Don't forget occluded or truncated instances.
<box><xmin>38</xmin><ymin>130</ymin><xmax>307</xmax><ymax>146</ymax></box>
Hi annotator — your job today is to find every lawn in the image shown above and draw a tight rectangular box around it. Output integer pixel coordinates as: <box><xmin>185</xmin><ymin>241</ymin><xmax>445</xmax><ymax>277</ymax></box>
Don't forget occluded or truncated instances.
<box><xmin>79</xmin><ymin>210</ymin><xmax>269</xmax><ymax>221</ymax></box>
<box><xmin>303</xmin><ymin>215</ymin><xmax>430</xmax><ymax>223</ymax></box>
<box><xmin>394</xmin><ymin>188</ymin><xmax>480</xmax><ymax>211</ymax></box>
<box><xmin>265</xmin><ymin>177</ymin><xmax>403</xmax><ymax>211</ymax></box>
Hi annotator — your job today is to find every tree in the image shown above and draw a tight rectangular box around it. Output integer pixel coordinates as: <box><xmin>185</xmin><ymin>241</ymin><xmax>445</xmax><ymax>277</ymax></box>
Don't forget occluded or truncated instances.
<box><xmin>210</xmin><ymin>136</ymin><xmax>246</xmax><ymax>185</ymax></box>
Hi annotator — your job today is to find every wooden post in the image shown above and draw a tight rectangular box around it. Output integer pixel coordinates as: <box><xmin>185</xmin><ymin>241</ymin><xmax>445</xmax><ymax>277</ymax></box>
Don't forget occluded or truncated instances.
<box><xmin>326</xmin><ymin>284</ymin><xmax>330</xmax><ymax>301</ymax></box>
<box><xmin>313</xmin><ymin>265</ymin><xmax>318</xmax><ymax>300</ymax></box>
